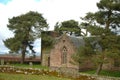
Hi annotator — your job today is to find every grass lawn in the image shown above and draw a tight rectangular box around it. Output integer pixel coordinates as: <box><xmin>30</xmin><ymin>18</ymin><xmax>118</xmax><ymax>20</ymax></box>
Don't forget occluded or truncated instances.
<box><xmin>82</xmin><ymin>70</ymin><xmax>120</xmax><ymax>77</ymax></box>
<box><xmin>0</xmin><ymin>73</ymin><xmax>71</xmax><ymax>80</ymax></box>
<box><xmin>10</xmin><ymin>63</ymin><xmax>49</xmax><ymax>70</ymax></box>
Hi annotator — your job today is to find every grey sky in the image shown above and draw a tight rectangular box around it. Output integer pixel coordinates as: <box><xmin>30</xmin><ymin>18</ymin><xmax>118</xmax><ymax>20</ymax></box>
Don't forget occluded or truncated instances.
<box><xmin>0</xmin><ymin>0</ymin><xmax>100</xmax><ymax>54</ymax></box>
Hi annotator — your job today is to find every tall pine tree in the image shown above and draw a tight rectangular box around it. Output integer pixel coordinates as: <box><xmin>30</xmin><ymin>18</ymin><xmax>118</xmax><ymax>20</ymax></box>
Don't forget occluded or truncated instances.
<box><xmin>80</xmin><ymin>0</ymin><xmax>120</xmax><ymax>74</ymax></box>
<box><xmin>54</xmin><ymin>20</ymin><xmax>81</xmax><ymax>36</ymax></box>
<box><xmin>4</xmin><ymin>11</ymin><xmax>48</xmax><ymax>64</ymax></box>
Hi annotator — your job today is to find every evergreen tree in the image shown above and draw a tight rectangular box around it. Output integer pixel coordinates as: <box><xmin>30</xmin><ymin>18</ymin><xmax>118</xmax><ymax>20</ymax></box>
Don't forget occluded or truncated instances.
<box><xmin>54</xmin><ymin>20</ymin><xmax>81</xmax><ymax>36</ymax></box>
<box><xmin>80</xmin><ymin>0</ymin><xmax>120</xmax><ymax>75</ymax></box>
<box><xmin>4</xmin><ymin>11</ymin><xmax>48</xmax><ymax>64</ymax></box>
<box><xmin>72</xmin><ymin>37</ymin><xmax>95</xmax><ymax>71</ymax></box>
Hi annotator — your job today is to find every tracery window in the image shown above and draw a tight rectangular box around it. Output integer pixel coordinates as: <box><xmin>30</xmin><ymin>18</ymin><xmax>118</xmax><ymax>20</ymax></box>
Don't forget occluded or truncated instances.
<box><xmin>61</xmin><ymin>46</ymin><xmax>67</xmax><ymax>64</ymax></box>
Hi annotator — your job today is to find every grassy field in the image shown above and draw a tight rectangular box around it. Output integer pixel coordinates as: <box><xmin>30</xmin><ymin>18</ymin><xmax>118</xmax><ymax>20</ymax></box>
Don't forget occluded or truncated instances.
<box><xmin>83</xmin><ymin>70</ymin><xmax>120</xmax><ymax>77</ymax></box>
<box><xmin>0</xmin><ymin>64</ymin><xmax>120</xmax><ymax>80</ymax></box>
<box><xmin>0</xmin><ymin>73</ymin><xmax>71</xmax><ymax>80</ymax></box>
<box><xmin>10</xmin><ymin>63</ymin><xmax>49</xmax><ymax>70</ymax></box>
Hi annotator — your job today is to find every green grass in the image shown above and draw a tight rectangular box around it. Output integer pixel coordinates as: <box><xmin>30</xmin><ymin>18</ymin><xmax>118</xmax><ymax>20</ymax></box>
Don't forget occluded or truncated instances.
<box><xmin>82</xmin><ymin>70</ymin><xmax>120</xmax><ymax>77</ymax></box>
<box><xmin>0</xmin><ymin>73</ymin><xmax>71</xmax><ymax>80</ymax></box>
<box><xmin>10</xmin><ymin>63</ymin><xmax>49</xmax><ymax>70</ymax></box>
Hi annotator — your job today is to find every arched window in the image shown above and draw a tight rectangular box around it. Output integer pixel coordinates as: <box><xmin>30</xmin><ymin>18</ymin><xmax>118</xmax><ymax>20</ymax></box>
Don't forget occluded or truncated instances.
<box><xmin>61</xmin><ymin>46</ymin><xmax>67</xmax><ymax>64</ymax></box>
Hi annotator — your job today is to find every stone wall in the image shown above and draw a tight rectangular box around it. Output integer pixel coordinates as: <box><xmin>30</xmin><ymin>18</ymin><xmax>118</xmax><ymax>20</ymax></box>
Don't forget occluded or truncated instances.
<box><xmin>50</xmin><ymin>35</ymin><xmax>78</xmax><ymax>69</ymax></box>
<box><xmin>102</xmin><ymin>59</ymin><xmax>120</xmax><ymax>71</ymax></box>
<box><xmin>41</xmin><ymin>51</ymin><xmax>50</xmax><ymax>66</ymax></box>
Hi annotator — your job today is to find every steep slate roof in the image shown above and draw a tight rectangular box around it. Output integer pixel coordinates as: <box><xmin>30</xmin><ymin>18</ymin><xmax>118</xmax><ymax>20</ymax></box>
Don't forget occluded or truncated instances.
<box><xmin>55</xmin><ymin>34</ymin><xmax>85</xmax><ymax>48</ymax></box>
<box><xmin>69</xmin><ymin>36</ymin><xmax>85</xmax><ymax>48</ymax></box>
<box><xmin>56</xmin><ymin>34</ymin><xmax>101</xmax><ymax>51</ymax></box>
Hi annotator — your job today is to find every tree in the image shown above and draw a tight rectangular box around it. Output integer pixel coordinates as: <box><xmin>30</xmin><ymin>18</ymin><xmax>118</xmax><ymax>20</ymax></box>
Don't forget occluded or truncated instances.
<box><xmin>72</xmin><ymin>37</ymin><xmax>95</xmax><ymax>71</ymax></box>
<box><xmin>80</xmin><ymin>0</ymin><xmax>120</xmax><ymax>75</ymax></box>
<box><xmin>41</xmin><ymin>31</ymin><xmax>54</xmax><ymax>50</ymax></box>
<box><xmin>4</xmin><ymin>11</ymin><xmax>48</xmax><ymax>64</ymax></box>
<box><xmin>54</xmin><ymin>20</ymin><xmax>81</xmax><ymax>36</ymax></box>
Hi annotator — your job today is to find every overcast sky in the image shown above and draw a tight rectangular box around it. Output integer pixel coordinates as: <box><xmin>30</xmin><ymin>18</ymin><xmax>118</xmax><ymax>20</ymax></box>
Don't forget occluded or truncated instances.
<box><xmin>0</xmin><ymin>0</ymin><xmax>100</xmax><ymax>54</ymax></box>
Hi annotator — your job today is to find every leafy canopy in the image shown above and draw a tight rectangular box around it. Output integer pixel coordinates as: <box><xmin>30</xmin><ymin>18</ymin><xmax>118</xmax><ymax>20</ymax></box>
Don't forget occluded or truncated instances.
<box><xmin>4</xmin><ymin>11</ymin><xmax>48</xmax><ymax>59</ymax></box>
<box><xmin>54</xmin><ymin>20</ymin><xmax>81</xmax><ymax>36</ymax></box>
<box><xmin>73</xmin><ymin>0</ymin><xmax>120</xmax><ymax>74</ymax></box>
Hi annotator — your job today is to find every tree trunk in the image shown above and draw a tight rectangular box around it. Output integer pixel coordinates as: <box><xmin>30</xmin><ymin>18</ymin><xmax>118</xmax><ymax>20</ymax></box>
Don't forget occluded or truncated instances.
<box><xmin>21</xmin><ymin>45</ymin><xmax>27</xmax><ymax>64</ymax></box>
<box><xmin>41</xmin><ymin>47</ymin><xmax>44</xmax><ymax>65</ymax></box>
<box><xmin>96</xmin><ymin>63</ymin><xmax>103</xmax><ymax>75</ymax></box>
<box><xmin>105</xmin><ymin>10</ymin><xmax>112</xmax><ymax>29</ymax></box>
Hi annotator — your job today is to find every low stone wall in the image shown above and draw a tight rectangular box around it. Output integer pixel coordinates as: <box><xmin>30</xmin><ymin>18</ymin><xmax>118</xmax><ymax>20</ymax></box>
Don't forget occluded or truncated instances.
<box><xmin>50</xmin><ymin>66</ymin><xmax>80</xmax><ymax>78</ymax></box>
<box><xmin>50</xmin><ymin>66</ymin><xmax>120</xmax><ymax>80</ymax></box>
<box><xmin>0</xmin><ymin>65</ymin><xmax>119</xmax><ymax>80</ymax></box>
<box><xmin>0</xmin><ymin>65</ymin><xmax>96</xmax><ymax>80</ymax></box>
